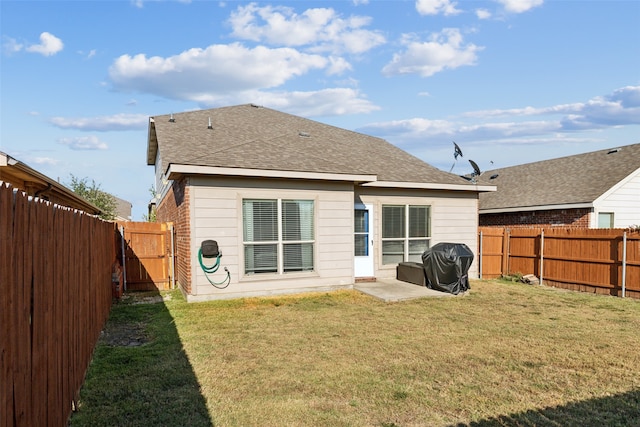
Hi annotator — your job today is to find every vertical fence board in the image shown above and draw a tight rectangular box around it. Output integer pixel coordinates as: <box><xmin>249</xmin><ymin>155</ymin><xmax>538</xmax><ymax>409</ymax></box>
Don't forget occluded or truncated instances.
<box><xmin>30</xmin><ymin>199</ymin><xmax>47</xmax><ymax>425</ymax></box>
<box><xmin>1</xmin><ymin>185</ymin><xmax>14</xmax><ymax>427</ymax></box>
<box><xmin>12</xmin><ymin>189</ymin><xmax>32</xmax><ymax>427</ymax></box>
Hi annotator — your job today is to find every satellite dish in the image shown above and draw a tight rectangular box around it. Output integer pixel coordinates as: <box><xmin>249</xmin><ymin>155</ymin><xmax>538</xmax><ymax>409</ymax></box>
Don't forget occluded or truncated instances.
<box><xmin>469</xmin><ymin>160</ymin><xmax>482</xmax><ymax>177</ymax></box>
<box><xmin>453</xmin><ymin>141</ymin><xmax>463</xmax><ymax>159</ymax></box>
<box><xmin>449</xmin><ymin>141</ymin><xmax>464</xmax><ymax>172</ymax></box>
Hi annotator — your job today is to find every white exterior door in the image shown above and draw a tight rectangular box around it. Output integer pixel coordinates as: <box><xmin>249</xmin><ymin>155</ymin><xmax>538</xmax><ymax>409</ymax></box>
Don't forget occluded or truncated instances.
<box><xmin>354</xmin><ymin>204</ymin><xmax>374</xmax><ymax>277</ymax></box>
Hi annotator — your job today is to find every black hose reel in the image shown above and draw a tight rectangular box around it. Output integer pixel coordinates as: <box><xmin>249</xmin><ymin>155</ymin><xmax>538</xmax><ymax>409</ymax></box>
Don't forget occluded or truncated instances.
<box><xmin>198</xmin><ymin>240</ymin><xmax>230</xmax><ymax>288</ymax></box>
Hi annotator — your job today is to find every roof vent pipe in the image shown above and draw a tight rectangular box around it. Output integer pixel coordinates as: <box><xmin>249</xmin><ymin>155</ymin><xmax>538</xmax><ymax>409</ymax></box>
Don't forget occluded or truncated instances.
<box><xmin>208</xmin><ymin>117</ymin><xmax>213</xmax><ymax>129</ymax></box>
<box><xmin>169</xmin><ymin>113</ymin><xmax>175</xmax><ymax>123</ymax></box>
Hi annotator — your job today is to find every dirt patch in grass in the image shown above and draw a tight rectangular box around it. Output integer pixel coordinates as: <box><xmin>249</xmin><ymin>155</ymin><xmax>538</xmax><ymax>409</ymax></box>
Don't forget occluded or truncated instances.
<box><xmin>100</xmin><ymin>320</ymin><xmax>150</xmax><ymax>347</ymax></box>
<box><xmin>99</xmin><ymin>292</ymin><xmax>173</xmax><ymax>347</ymax></box>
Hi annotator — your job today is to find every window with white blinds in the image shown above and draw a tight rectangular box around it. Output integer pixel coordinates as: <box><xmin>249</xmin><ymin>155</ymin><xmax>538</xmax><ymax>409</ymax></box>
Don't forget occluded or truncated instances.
<box><xmin>382</xmin><ymin>204</ymin><xmax>430</xmax><ymax>264</ymax></box>
<box><xmin>243</xmin><ymin>199</ymin><xmax>314</xmax><ymax>274</ymax></box>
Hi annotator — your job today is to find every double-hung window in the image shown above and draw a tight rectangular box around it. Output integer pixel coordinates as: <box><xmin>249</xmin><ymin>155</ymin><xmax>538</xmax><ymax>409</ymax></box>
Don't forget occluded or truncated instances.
<box><xmin>382</xmin><ymin>204</ymin><xmax>430</xmax><ymax>264</ymax></box>
<box><xmin>243</xmin><ymin>199</ymin><xmax>314</xmax><ymax>274</ymax></box>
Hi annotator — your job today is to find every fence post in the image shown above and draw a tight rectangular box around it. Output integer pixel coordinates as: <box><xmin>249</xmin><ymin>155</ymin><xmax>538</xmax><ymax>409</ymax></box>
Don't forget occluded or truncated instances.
<box><xmin>120</xmin><ymin>225</ymin><xmax>127</xmax><ymax>292</ymax></box>
<box><xmin>622</xmin><ymin>231</ymin><xmax>627</xmax><ymax>298</ymax></box>
<box><xmin>539</xmin><ymin>229</ymin><xmax>544</xmax><ymax>286</ymax></box>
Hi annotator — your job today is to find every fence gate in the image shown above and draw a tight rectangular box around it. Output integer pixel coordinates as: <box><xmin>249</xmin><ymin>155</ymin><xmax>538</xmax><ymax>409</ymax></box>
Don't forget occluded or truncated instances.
<box><xmin>118</xmin><ymin>221</ymin><xmax>174</xmax><ymax>291</ymax></box>
<box><xmin>478</xmin><ymin>227</ymin><xmax>508</xmax><ymax>279</ymax></box>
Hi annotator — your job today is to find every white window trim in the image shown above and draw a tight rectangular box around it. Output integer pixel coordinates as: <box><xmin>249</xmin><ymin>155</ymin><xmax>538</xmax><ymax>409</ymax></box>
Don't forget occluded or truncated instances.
<box><xmin>381</xmin><ymin>204</ymin><xmax>431</xmax><ymax>265</ymax></box>
<box><xmin>242</xmin><ymin>198</ymin><xmax>316</xmax><ymax>276</ymax></box>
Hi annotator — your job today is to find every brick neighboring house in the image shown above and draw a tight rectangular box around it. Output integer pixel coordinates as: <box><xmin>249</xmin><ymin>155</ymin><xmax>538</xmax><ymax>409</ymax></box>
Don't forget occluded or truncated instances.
<box><xmin>479</xmin><ymin>142</ymin><xmax>640</xmax><ymax>228</ymax></box>
<box><xmin>147</xmin><ymin>104</ymin><xmax>495</xmax><ymax>301</ymax></box>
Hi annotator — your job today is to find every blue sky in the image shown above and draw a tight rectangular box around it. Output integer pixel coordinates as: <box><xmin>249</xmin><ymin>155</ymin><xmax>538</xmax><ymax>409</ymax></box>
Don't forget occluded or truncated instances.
<box><xmin>1</xmin><ymin>0</ymin><xmax>639</xmax><ymax>220</ymax></box>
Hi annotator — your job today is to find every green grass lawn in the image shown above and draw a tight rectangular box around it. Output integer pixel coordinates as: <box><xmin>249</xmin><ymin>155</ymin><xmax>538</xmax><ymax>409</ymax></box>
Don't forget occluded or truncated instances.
<box><xmin>70</xmin><ymin>280</ymin><xmax>640</xmax><ymax>426</ymax></box>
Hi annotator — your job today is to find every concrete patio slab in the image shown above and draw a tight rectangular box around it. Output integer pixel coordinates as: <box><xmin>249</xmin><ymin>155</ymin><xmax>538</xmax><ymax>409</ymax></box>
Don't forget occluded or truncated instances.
<box><xmin>354</xmin><ymin>278</ymin><xmax>456</xmax><ymax>302</ymax></box>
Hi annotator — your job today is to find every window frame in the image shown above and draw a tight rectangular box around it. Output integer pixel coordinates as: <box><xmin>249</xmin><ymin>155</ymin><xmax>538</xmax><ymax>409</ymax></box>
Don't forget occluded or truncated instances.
<box><xmin>597</xmin><ymin>212</ymin><xmax>614</xmax><ymax>229</ymax></box>
<box><xmin>381</xmin><ymin>204</ymin><xmax>431</xmax><ymax>265</ymax></box>
<box><xmin>242</xmin><ymin>198</ymin><xmax>315</xmax><ymax>275</ymax></box>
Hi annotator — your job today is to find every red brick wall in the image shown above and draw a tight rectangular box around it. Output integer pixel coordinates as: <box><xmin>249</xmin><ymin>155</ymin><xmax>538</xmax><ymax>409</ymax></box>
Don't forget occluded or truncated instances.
<box><xmin>157</xmin><ymin>178</ymin><xmax>192</xmax><ymax>294</ymax></box>
<box><xmin>480</xmin><ymin>208</ymin><xmax>592</xmax><ymax>228</ymax></box>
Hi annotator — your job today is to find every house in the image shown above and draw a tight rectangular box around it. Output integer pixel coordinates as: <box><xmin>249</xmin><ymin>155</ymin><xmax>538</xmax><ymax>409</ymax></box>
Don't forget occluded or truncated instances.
<box><xmin>479</xmin><ymin>142</ymin><xmax>640</xmax><ymax>229</ymax></box>
<box><xmin>147</xmin><ymin>104</ymin><xmax>495</xmax><ymax>301</ymax></box>
<box><xmin>113</xmin><ymin>195</ymin><xmax>132</xmax><ymax>222</ymax></box>
<box><xmin>0</xmin><ymin>150</ymin><xmax>101</xmax><ymax>215</ymax></box>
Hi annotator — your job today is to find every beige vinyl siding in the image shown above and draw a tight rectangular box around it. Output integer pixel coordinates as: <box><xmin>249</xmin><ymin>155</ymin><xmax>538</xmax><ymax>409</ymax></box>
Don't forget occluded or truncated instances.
<box><xmin>356</xmin><ymin>187</ymin><xmax>480</xmax><ymax>280</ymax></box>
<box><xmin>188</xmin><ymin>176</ymin><xmax>354</xmax><ymax>301</ymax></box>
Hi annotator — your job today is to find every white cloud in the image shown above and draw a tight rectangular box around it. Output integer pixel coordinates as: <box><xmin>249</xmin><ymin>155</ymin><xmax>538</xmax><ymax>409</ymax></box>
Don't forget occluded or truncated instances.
<box><xmin>562</xmin><ymin>86</ymin><xmax>640</xmax><ymax>129</ymax></box>
<box><xmin>326</xmin><ymin>56</ymin><xmax>353</xmax><ymax>75</ymax></box>
<box><xmin>250</xmin><ymin>88</ymin><xmax>380</xmax><ymax>116</ymax></box>
<box><xmin>608</xmin><ymin>85</ymin><xmax>640</xmax><ymax>108</ymax></box>
<box><xmin>462</xmin><ymin>103</ymin><xmax>584</xmax><ymax>118</ymax></box>
<box><xmin>382</xmin><ymin>28</ymin><xmax>483</xmax><ymax>77</ymax></box>
<box><xmin>25</xmin><ymin>32</ymin><xmax>64</xmax><ymax>56</ymax></box>
<box><xmin>58</xmin><ymin>136</ymin><xmax>108</xmax><ymax>151</ymax></box>
<box><xmin>357</xmin><ymin>86</ymin><xmax>640</xmax><ymax>148</ymax></box>
<box><xmin>353</xmin><ymin>0</ymin><xmax>369</xmax><ymax>4</ymax></box>
<box><xmin>416</xmin><ymin>0</ymin><xmax>461</xmax><ymax>16</ymax></box>
<box><xmin>462</xmin><ymin>86</ymin><xmax>640</xmax><ymax>128</ymax></box>
<box><xmin>476</xmin><ymin>9</ymin><xmax>492</xmax><ymax>19</ymax></box>
<box><xmin>228</xmin><ymin>4</ymin><xmax>385</xmax><ymax>54</ymax></box>
<box><xmin>29</xmin><ymin>156</ymin><xmax>59</xmax><ymax>166</ymax></box>
<box><xmin>495</xmin><ymin>0</ymin><xmax>544</xmax><ymax>14</ymax></box>
<box><xmin>49</xmin><ymin>113</ymin><xmax>149</xmax><ymax>131</ymax></box>
<box><xmin>109</xmin><ymin>43</ymin><xmax>329</xmax><ymax>102</ymax></box>
<box><xmin>182</xmin><ymin>87</ymin><xmax>380</xmax><ymax>116</ymax></box>
<box><xmin>2</xmin><ymin>36</ymin><xmax>23</xmax><ymax>55</ymax></box>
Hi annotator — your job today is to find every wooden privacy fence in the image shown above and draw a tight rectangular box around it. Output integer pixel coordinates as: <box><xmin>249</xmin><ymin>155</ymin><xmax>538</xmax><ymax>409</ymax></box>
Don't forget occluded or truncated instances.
<box><xmin>478</xmin><ymin>227</ymin><xmax>640</xmax><ymax>299</ymax></box>
<box><xmin>116</xmin><ymin>221</ymin><xmax>174</xmax><ymax>291</ymax></box>
<box><xmin>1</xmin><ymin>183</ymin><xmax>116</xmax><ymax>427</ymax></box>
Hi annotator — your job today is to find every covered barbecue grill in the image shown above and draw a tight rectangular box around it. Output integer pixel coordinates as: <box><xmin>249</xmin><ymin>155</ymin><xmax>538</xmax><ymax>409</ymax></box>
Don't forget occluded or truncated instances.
<box><xmin>421</xmin><ymin>242</ymin><xmax>474</xmax><ymax>295</ymax></box>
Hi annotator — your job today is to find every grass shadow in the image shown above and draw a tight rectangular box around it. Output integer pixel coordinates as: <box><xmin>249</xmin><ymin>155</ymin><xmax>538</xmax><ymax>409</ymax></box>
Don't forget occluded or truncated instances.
<box><xmin>450</xmin><ymin>388</ymin><xmax>640</xmax><ymax>427</ymax></box>
<box><xmin>69</xmin><ymin>291</ymin><xmax>213</xmax><ymax>427</ymax></box>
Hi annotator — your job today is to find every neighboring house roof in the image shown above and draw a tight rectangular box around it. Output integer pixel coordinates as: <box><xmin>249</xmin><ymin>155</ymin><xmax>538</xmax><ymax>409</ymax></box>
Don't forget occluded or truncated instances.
<box><xmin>479</xmin><ymin>143</ymin><xmax>640</xmax><ymax>213</ymax></box>
<box><xmin>113</xmin><ymin>195</ymin><xmax>132</xmax><ymax>221</ymax></box>
<box><xmin>147</xmin><ymin>104</ymin><xmax>494</xmax><ymax>192</ymax></box>
<box><xmin>0</xmin><ymin>150</ymin><xmax>101</xmax><ymax>215</ymax></box>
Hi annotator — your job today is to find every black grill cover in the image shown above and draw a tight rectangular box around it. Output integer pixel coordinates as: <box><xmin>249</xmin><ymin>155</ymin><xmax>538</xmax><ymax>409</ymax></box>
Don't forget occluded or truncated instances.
<box><xmin>421</xmin><ymin>243</ymin><xmax>474</xmax><ymax>295</ymax></box>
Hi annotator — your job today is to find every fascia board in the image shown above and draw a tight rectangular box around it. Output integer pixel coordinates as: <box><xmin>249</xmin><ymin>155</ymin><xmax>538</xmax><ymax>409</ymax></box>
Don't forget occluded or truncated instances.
<box><xmin>167</xmin><ymin>163</ymin><xmax>378</xmax><ymax>183</ymax></box>
<box><xmin>361</xmin><ymin>180</ymin><xmax>496</xmax><ymax>192</ymax></box>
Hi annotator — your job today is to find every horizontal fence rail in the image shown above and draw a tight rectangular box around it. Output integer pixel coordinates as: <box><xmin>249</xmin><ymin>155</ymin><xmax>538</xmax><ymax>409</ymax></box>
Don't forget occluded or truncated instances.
<box><xmin>479</xmin><ymin>227</ymin><xmax>640</xmax><ymax>299</ymax></box>
<box><xmin>1</xmin><ymin>183</ymin><xmax>116</xmax><ymax>427</ymax></box>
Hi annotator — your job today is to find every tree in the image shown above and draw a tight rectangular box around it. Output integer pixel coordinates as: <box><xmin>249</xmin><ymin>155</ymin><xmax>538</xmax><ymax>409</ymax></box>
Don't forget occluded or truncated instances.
<box><xmin>68</xmin><ymin>174</ymin><xmax>117</xmax><ymax>221</ymax></box>
<box><xmin>142</xmin><ymin>185</ymin><xmax>157</xmax><ymax>222</ymax></box>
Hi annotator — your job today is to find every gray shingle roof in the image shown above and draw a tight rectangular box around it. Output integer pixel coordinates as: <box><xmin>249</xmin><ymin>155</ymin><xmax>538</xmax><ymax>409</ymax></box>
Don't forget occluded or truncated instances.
<box><xmin>147</xmin><ymin>104</ymin><xmax>475</xmax><ymax>187</ymax></box>
<box><xmin>479</xmin><ymin>143</ymin><xmax>640</xmax><ymax>211</ymax></box>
